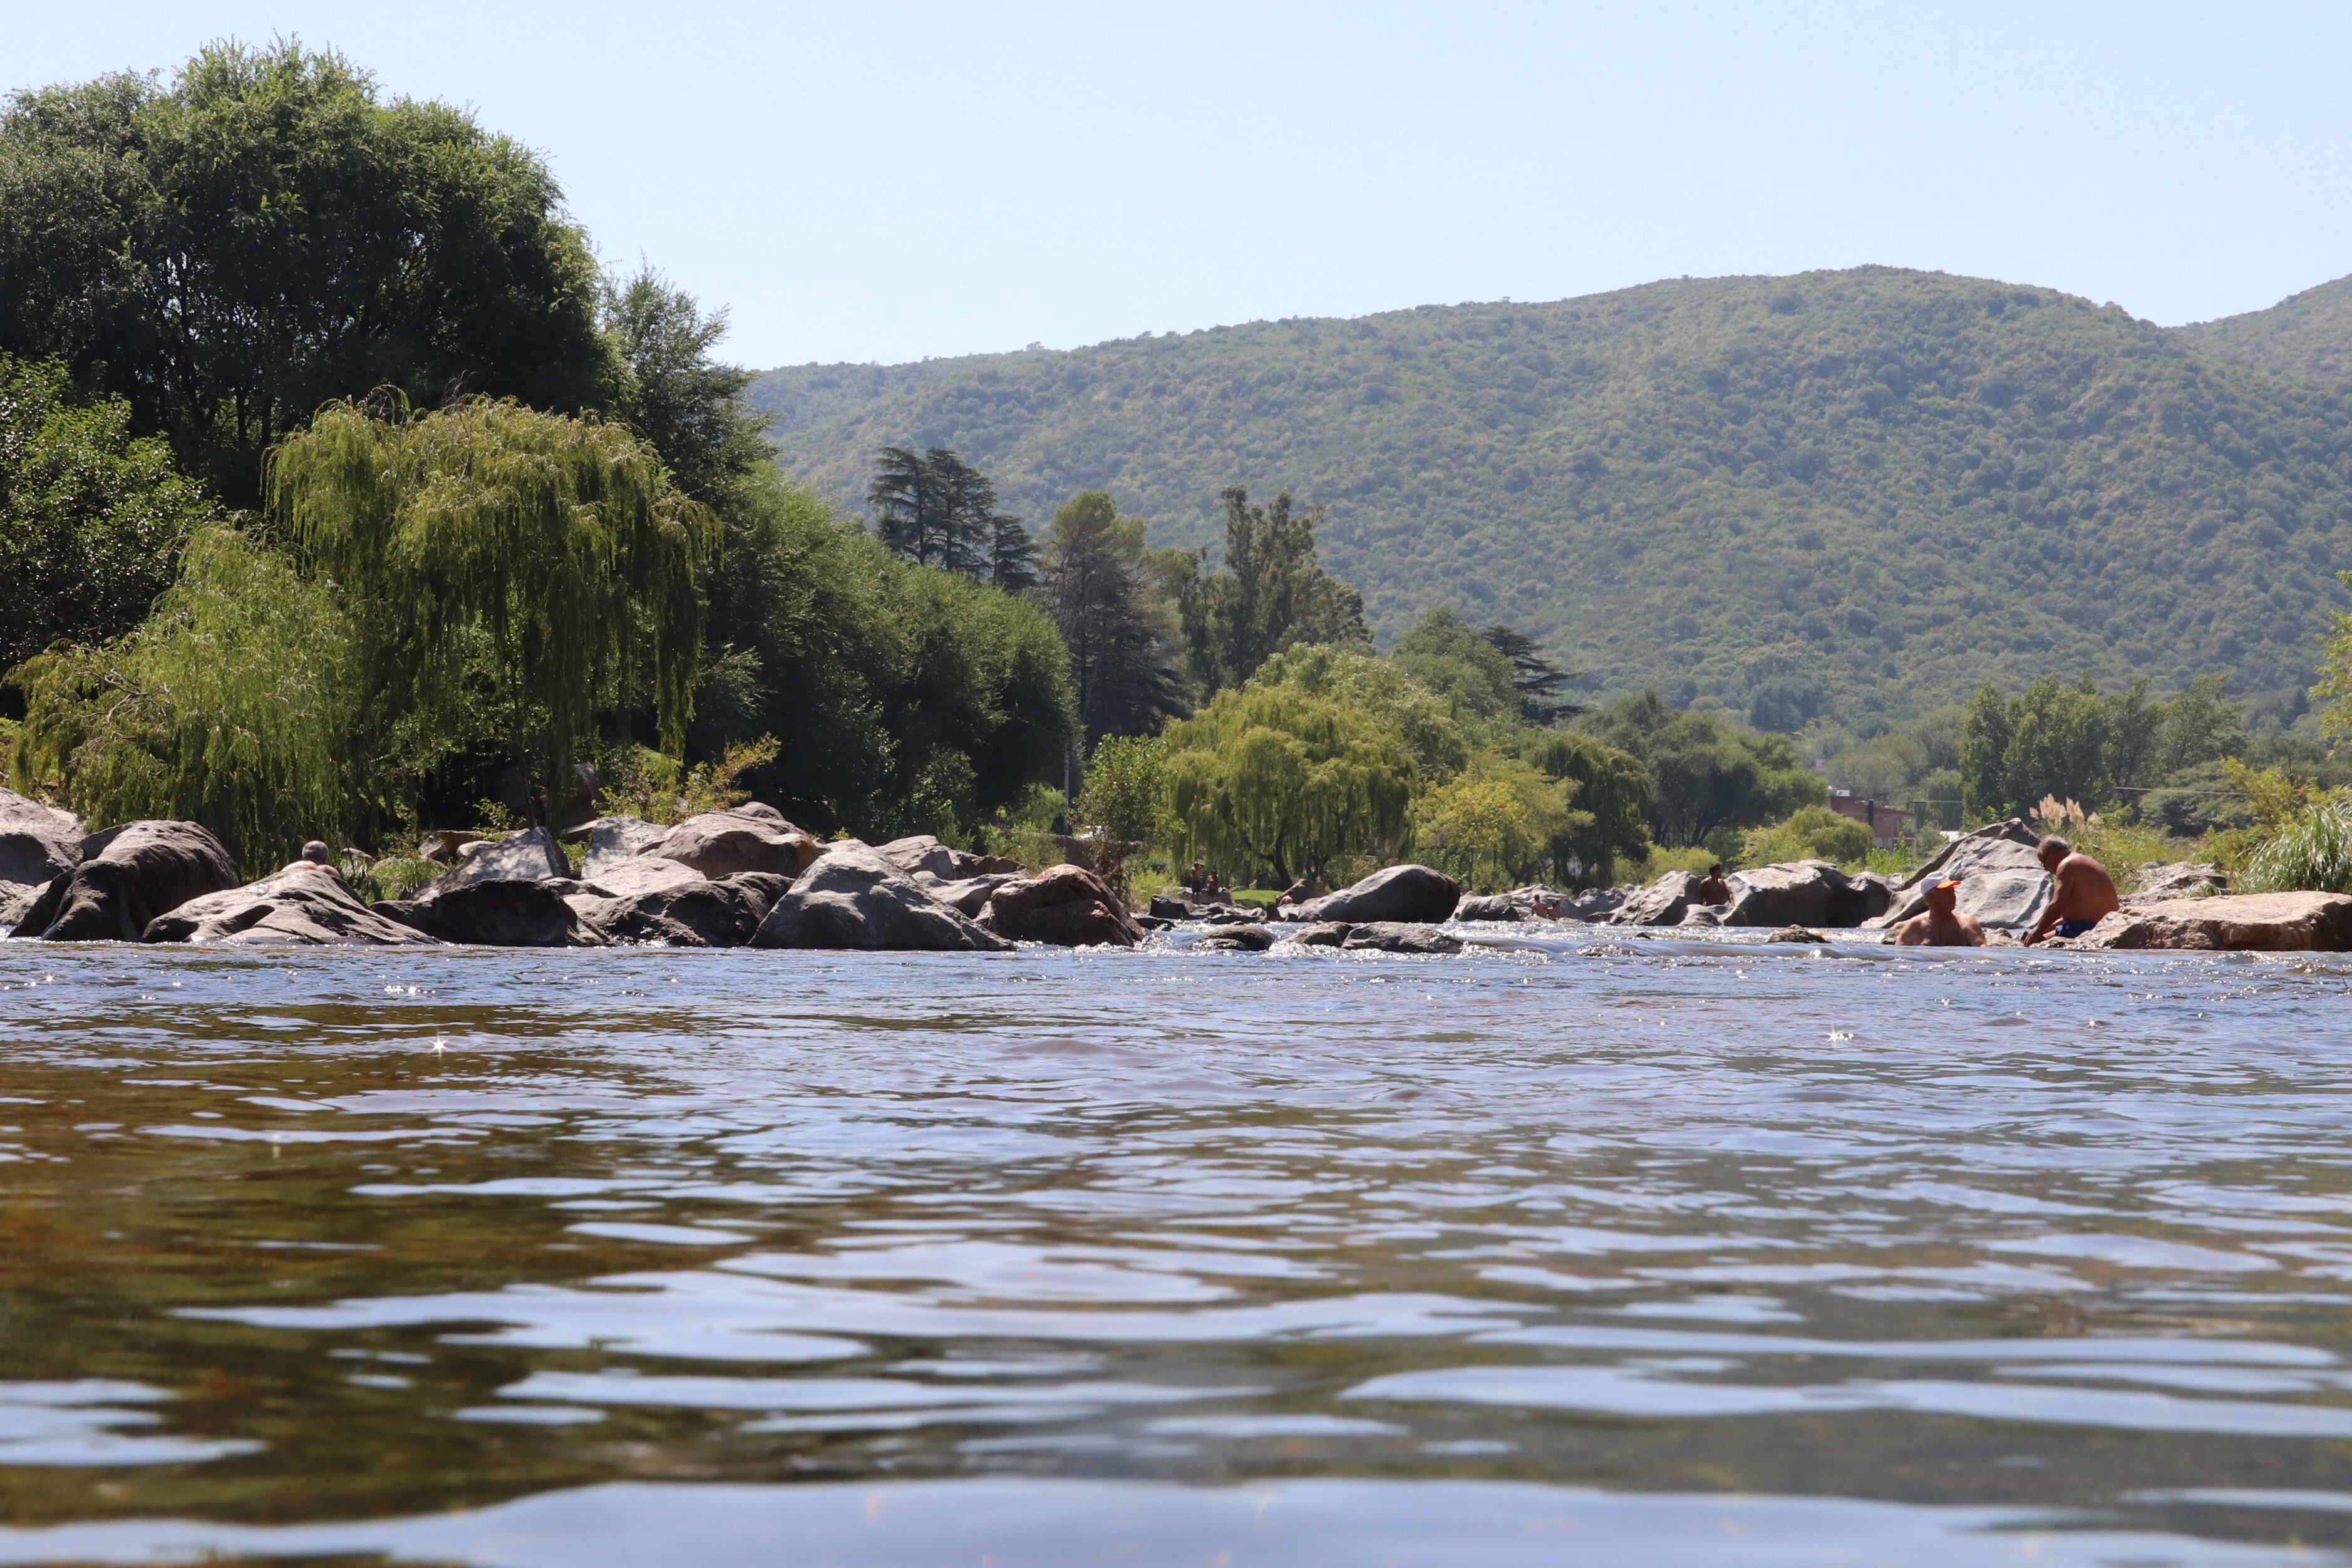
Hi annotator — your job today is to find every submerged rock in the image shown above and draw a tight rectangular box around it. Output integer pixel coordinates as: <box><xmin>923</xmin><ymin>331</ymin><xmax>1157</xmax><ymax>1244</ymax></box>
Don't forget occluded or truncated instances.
<box><xmin>378</xmin><ymin>879</ymin><xmax>605</xmax><ymax>947</ymax></box>
<box><xmin>2064</xmin><ymin>892</ymin><xmax>2352</xmax><ymax>952</ymax></box>
<box><xmin>1453</xmin><ymin>894</ymin><xmax>1522</xmax><ymax>922</ymax></box>
<box><xmin>13</xmin><ymin>820</ymin><xmax>239</xmax><ymax>942</ymax></box>
<box><xmin>146</xmin><ymin>864</ymin><xmax>439</xmax><ymax>946</ymax></box>
<box><xmin>986</xmin><ymin>864</ymin><xmax>1145</xmax><ymax>947</ymax></box>
<box><xmin>752</xmin><ymin>846</ymin><xmax>1009</xmax><ymax>951</ymax></box>
<box><xmin>1194</xmin><ymin>924</ymin><xmax>1276</xmax><ymax>952</ymax></box>
<box><xmin>1287</xmin><ymin>864</ymin><xmax>1461</xmax><ymax>924</ymax></box>
<box><xmin>1341</xmin><ymin>921</ymin><xmax>1464</xmax><ymax>954</ymax></box>
<box><xmin>1765</xmin><ymin>925</ymin><xmax>1829</xmax><ymax>944</ymax></box>
<box><xmin>1281</xmin><ymin>922</ymin><xmax>1355</xmax><ymax>947</ymax></box>
<box><xmin>592</xmin><ymin>872</ymin><xmax>792</xmax><ymax>947</ymax></box>
<box><xmin>649</xmin><ymin>808</ymin><xmax>820</xmax><ymax>880</ymax></box>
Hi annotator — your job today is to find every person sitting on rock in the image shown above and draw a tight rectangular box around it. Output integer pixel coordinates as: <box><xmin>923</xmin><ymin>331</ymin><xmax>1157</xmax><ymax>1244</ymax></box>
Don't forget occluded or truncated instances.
<box><xmin>291</xmin><ymin>840</ymin><xmax>342</xmax><ymax>879</ymax></box>
<box><xmin>1694</xmin><ymin>864</ymin><xmax>1731</xmax><ymax>907</ymax></box>
<box><xmin>1181</xmin><ymin>861</ymin><xmax>1209</xmax><ymax>895</ymax></box>
<box><xmin>1201</xmin><ymin>870</ymin><xmax>1227</xmax><ymax>900</ymax></box>
<box><xmin>2024</xmin><ymin>835</ymin><xmax>2120</xmax><ymax>945</ymax></box>
<box><xmin>1890</xmin><ymin>877</ymin><xmax>1984</xmax><ymax>947</ymax></box>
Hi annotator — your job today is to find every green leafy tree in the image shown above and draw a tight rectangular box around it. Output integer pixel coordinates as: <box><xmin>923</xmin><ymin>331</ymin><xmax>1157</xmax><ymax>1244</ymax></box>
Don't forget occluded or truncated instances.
<box><xmin>1168</xmin><ymin>486</ymin><xmax>1368</xmax><ymax>692</ymax></box>
<box><xmin>1390</xmin><ymin>607</ymin><xmax>1521</xmax><ymax>721</ymax></box>
<box><xmin>1740</xmin><ymin>804</ymin><xmax>1874</xmax><ymax>869</ymax></box>
<box><xmin>1412</xmin><ymin>751</ymin><xmax>1580</xmax><ymax>891</ymax></box>
<box><xmin>1249</xmin><ymin>644</ymin><xmax>1468</xmax><ymax>780</ymax></box>
<box><xmin>270</xmin><ymin>397</ymin><xmax>713</xmax><ymax>825</ymax></box>
<box><xmin>1519</xmin><ymin>728</ymin><xmax>1652</xmax><ymax>884</ymax></box>
<box><xmin>600</xmin><ymin>267</ymin><xmax>771</xmax><ymax>507</ymax></box>
<box><xmin>1071</xmin><ymin>733</ymin><xmax>1166</xmax><ymax>889</ymax></box>
<box><xmin>2152</xmin><ymin>673</ymin><xmax>2247</xmax><ymax>778</ymax></box>
<box><xmin>1163</xmin><ymin>682</ymin><xmax>1414</xmax><ymax>885</ymax></box>
<box><xmin>1041</xmin><ymin>491</ymin><xmax>1184</xmax><ymax>740</ymax></box>
<box><xmin>867</xmin><ymin>445</ymin><xmax>1025</xmax><ymax>583</ymax></box>
<box><xmin>1483</xmin><ymin>624</ymin><xmax>1583</xmax><ymax>725</ymax></box>
<box><xmin>11</xmin><ymin>525</ymin><xmax>353</xmax><ymax>870</ymax></box>
<box><xmin>1959</xmin><ymin>683</ymin><xmax>2014</xmax><ymax>818</ymax></box>
<box><xmin>2316</xmin><ymin>571</ymin><xmax>2352</xmax><ymax>747</ymax></box>
<box><xmin>0</xmin><ymin>356</ymin><xmax>220</xmax><ymax>677</ymax></box>
<box><xmin>0</xmin><ymin>41</ymin><xmax>611</xmax><ymax>506</ymax></box>
<box><xmin>1582</xmin><ymin>690</ymin><xmax>1820</xmax><ymax>847</ymax></box>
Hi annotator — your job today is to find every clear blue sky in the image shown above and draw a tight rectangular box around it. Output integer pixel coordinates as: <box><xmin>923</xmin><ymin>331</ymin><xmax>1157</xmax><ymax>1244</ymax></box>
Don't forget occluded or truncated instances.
<box><xmin>13</xmin><ymin>2</ymin><xmax>2352</xmax><ymax>369</ymax></box>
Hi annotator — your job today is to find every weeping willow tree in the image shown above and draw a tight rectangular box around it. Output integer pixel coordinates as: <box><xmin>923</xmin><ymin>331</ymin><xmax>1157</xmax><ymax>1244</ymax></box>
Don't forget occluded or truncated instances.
<box><xmin>1162</xmin><ymin>681</ymin><xmax>1415</xmax><ymax>885</ymax></box>
<box><xmin>269</xmin><ymin>398</ymin><xmax>714</xmax><ymax>822</ymax></box>
<box><xmin>11</xmin><ymin>525</ymin><xmax>354</xmax><ymax>869</ymax></box>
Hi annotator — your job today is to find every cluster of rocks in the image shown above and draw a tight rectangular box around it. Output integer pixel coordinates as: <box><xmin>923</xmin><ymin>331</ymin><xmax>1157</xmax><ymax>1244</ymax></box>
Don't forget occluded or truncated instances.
<box><xmin>0</xmin><ymin>790</ymin><xmax>1143</xmax><ymax>951</ymax></box>
<box><xmin>1604</xmin><ymin>860</ymin><xmax>1895</xmax><ymax>929</ymax></box>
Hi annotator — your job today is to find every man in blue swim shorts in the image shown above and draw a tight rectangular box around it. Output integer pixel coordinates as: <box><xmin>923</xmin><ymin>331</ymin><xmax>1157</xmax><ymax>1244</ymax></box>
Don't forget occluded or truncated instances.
<box><xmin>2024</xmin><ymin>835</ymin><xmax>2120</xmax><ymax>945</ymax></box>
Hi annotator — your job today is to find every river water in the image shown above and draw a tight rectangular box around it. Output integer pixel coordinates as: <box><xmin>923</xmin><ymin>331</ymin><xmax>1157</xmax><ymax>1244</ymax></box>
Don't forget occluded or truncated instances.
<box><xmin>5</xmin><ymin>930</ymin><xmax>2352</xmax><ymax>1564</ymax></box>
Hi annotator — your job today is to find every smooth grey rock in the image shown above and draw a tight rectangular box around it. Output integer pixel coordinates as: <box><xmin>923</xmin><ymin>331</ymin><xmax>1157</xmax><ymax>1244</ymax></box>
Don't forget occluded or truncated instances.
<box><xmin>579</xmin><ymin>855</ymin><xmax>706</xmax><ymax>901</ymax></box>
<box><xmin>429</xmin><ymin>827</ymin><xmax>569</xmax><ymax>893</ymax></box>
<box><xmin>1147</xmin><ymin>892</ymin><xmax>1192</xmax><ymax>921</ymax></box>
<box><xmin>1897</xmin><ymin>819</ymin><xmax>2043</xmax><ymax>890</ymax></box>
<box><xmin>2066</xmin><ymin>892</ymin><xmax>2352</xmax><ymax>952</ymax></box>
<box><xmin>378</xmin><ymin>879</ymin><xmax>604</xmax><ymax>947</ymax></box>
<box><xmin>2129</xmin><ymin>862</ymin><xmax>2229</xmax><ymax>903</ymax></box>
<box><xmin>986</xmin><ymin>864</ymin><xmax>1145</xmax><ymax>947</ymax></box>
<box><xmin>922</xmin><ymin>872</ymin><xmax>1021</xmax><ymax>917</ymax></box>
<box><xmin>1611</xmin><ymin>871</ymin><xmax>1702</xmax><ymax>926</ymax></box>
<box><xmin>1874</xmin><ymin>867</ymin><xmax>2053</xmax><ymax>932</ymax></box>
<box><xmin>1194</xmin><ymin>924</ymin><xmax>1276</xmax><ymax>951</ymax></box>
<box><xmin>1569</xmin><ymin>885</ymin><xmax>1629</xmax><ymax>919</ymax></box>
<box><xmin>1280</xmin><ymin>922</ymin><xmax>1354</xmax><ymax>947</ymax></box>
<box><xmin>14</xmin><ymin>820</ymin><xmax>239</xmax><ymax>942</ymax></box>
<box><xmin>582</xmin><ymin>815</ymin><xmax>672</xmax><ymax>877</ymax></box>
<box><xmin>1288</xmin><ymin>864</ymin><xmax>1461</xmax><ymax>924</ymax></box>
<box><xmin>752</xmin><ymin>846</ymin><xmax>1009</xmax><ymax>951</ymax></box>
<box><xmin>1721</xmin><ymin>860</ymin><xmax>1849</xmax><ymax>927</ymax></box>
<box><xmin>1340</xmin><ymin>921</ymin><xmax>1465</xmax><ymax>954</ymax></box>
<box><xmin>0</xmin><ymin>787</ymin><xmax>82</xmax><ymax>890</ymax></box>
<box><xmin>875</xmin><ymin>834</ymin><xmax>1024</xmax><ymax>882</ymax></box>
<box><xmin>1453</xmin><ymin>894</ymin><xmax>1523</xmax><ymax>921</ymax></box>
<box><xmin>592</xmin><ymin>872</ymin><xmax>791</xmax><ymax>948</ymax></box>
<box><xmin>1202</xmin><ymin>905</ymin><xmax>1267</xmax><ymax>925</ymax></box>
<box><xmin>651</xmin><ymin>809</ymin><xmax>819</xmax><ymax>879</ymax></box>
<box><xmin>145</xmin><ymin>865</ymin><xmax>440</xmax><ymax>946</ymax></box>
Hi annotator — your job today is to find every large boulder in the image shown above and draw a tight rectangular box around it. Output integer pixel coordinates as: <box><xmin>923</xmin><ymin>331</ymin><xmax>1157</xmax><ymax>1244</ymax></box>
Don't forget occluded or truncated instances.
<box><xmin>1279</xmin><ymin>922</ymin><xmax>1355</xmax><ymax>947</ymax></box>
<box><xmin>1897</xmin><ymin>819</ymin><xmax>2043</xmax><ymax>889</ymax></box>
<box><xmin>1569</xmin><ymin>885</ymin><xmax>1629</xmax><ymax>920</ymax></box>
<box><xmin>1454</xmin><ymin>894</ymin><xmax>1522</xmax><ymax>922</ymax></box>
<box><xmin>875</xmin><ymin>835</ymin><xmax>1024</xmax><ymax>882</ymax></box>
<box><xmin>1610</xmin><ymin>871</ymin><xmax>1702</xmax><ymax>926</ymax></box>
<box><xmin>1287</xmin><ymin>864</ymin><xmax>1461</xmax><ymax>924</ymax></box>
<box><xmin>578</xmin><ymin>855</ymin><xmax>706</xmax><ymax>901</ymax></box>
<box><xmin>0</xmin><ymin>788</ymin><xmax>82</xmax><ymax>894</ymax></box>
<box><xmin>582</xmin><ymin>815</ymin><xmax>672</xmax><ymax>878</ymax></box>
<box><xmin>1720</xmin><ymin>862</ymin><xmax>1887</xmax><ymax>928</ymax></box>
<box><xmin>433</xmin><ymin>827</ymin><xmax>569</xmax><ymax>892</ymax></box>
<box><xmin>986</xmin><ymin>864</ymin><xmax>1145</xmax><ymax>947</ymax></box>
<box><xmin>1838</xmin><ymin>871</ymin><xmax>1896</xmax><ymax>925</ymax></box>
<box><xmin>145</xmin><ymin>864</ymin><xmax>440</xmax><ymax>946</ymax></box>
<box><xmin>377</xmin><ymin>880</ymin><xmax>604</xmax><ymax>947</ymax></box>
<box><xmin>1341</xmin><ymin>921</ymin><xmax>1465</xmax><ymax>954</ymax></box>
<box><xmin>1872</xmin><ymin>868</ymin><xmax>2051</xmax><ymax>933</ymax></box>
<box><xmin>751</xmin><ymin>845</ymin><xmax>1010</xmax><ymax>952</ymax></box>
<box><xmin>2128</xmin><ymin>862</ymin><xmax>2229</xmax><ymax>904</ymax></box>
<box><xmin>592</xmin><ymin>872</ymin><xmax>792</xmax><ymax>948</ymax></box>
<box><xmin>926</xmin><ymin>873</ymin><xmax>1022</xmax><ymax>917</ymax></box>
<box><xmin>651</xmin><ymin>808</ymin><xmax>820</xmax><ymax>880</ymax></box>
<box><xmin>2065</xmin><ymin>892</ymin><xmax>2352</xmax><ymax>952</ymax></box>
<box><xmin>13</xmin><ymin>820</ymin><xmax>239</xmax><ymax>942</ymax></box>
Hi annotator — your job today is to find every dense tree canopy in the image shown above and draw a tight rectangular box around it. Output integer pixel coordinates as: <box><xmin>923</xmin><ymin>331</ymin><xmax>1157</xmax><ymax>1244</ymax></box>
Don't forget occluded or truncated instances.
<box><xmin>0</xmin><ymin>355</ymin><xmax>219</xmax><ymax>681</ymax></box>
<box><xmin>1583</xmin><ymin>690</ymin><xmax>1822</xmax><ymax>848</ymax></box>
<box><xmin>1165</xmin><ymin>487</ymin><xmax>1368</xmax><ymax>693</ymax></box>
<box><xmin>0</xmin><ymin>42</ymin><xmax>611</xmax><ymax>507</ymax></box>
<box><xmin>1041</xmin><ymin>491</ymin><xmax>1184</xmax><ymax>741</ymax></box>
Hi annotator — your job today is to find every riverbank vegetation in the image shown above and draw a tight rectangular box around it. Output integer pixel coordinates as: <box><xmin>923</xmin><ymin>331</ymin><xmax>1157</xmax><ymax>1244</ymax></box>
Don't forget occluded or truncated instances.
<box><xmin>5</xmin><ymin>39</ymin><xmax>2349</xmax><ymax>900</ymax></box>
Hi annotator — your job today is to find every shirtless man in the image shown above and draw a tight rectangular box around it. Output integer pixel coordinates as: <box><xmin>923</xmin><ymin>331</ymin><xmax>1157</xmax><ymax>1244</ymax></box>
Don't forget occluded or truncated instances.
<box><xmin>2023</xmin><ymin>835</ymin><xmax>2120</xmax><ymax>946</ymax></box>
<box><xmin>1694</xmin><ymin>864</ymin><xmax>1732</xmax><ymax>907</ymax></box>
<box><xmin>1890</xmin><ymin>877</ymin><xmax>1985</xmax><ymax>947</ymax></box>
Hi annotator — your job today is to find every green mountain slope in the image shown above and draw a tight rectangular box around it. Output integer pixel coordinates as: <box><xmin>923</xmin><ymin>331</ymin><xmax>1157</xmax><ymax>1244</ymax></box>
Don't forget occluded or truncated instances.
<box><xmin>2174</xmin><ymin>274</ymin><xmax>2352</xmax><ymax>384</ymax></box>
<box><xmin>751</xmin><ymin>266</ymin><xmax>2352</xmax><ymax>728</ymax></box>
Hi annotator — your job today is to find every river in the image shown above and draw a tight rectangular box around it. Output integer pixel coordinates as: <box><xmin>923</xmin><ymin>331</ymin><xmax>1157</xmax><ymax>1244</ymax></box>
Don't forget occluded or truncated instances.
<box><xmin>4</xmin><ymin>931</ymin><xmax>2352</xmax><ymax>1564</ymax></box>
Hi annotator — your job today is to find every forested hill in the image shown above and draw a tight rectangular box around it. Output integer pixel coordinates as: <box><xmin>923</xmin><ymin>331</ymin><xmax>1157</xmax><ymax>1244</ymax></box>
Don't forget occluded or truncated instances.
<box><xmin>2174</xmin><ymin>273</ymin><xmax>2352</xmax><ymax>385</ymax></box>
<box><xmin>751</xmin><ymin>266</ymin><xmax>2352</xmax><ymax>729</ymax></box>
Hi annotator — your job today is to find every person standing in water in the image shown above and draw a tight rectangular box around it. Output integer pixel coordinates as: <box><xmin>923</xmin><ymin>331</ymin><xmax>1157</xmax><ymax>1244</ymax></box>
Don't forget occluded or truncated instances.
<box><xmin>2023</xmin><ymin>835</ymin><xmax>2119</xmax><ymax>945</ymax></box>
<box><xmin>1890</xmin><ymin>877</ymin><xmax>1985</xmax><ymax>947</ymax></box>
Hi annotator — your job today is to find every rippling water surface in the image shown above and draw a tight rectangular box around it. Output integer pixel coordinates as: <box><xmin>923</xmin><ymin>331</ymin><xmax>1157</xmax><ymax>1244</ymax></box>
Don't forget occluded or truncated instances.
<box><xmin>6</xmin><ymin>931</ymin><xmax>2352</xmax><ymax>1564</ymax></box>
